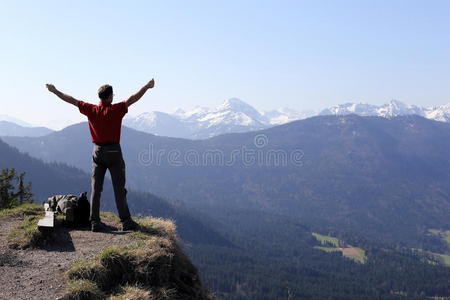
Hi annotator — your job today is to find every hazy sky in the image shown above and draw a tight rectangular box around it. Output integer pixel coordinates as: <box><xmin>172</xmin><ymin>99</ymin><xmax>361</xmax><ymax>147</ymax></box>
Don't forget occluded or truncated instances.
<box><xmin>1</xmin><ymin>0</ymin><xmax>450</xmax><ymax>129</ymax></box>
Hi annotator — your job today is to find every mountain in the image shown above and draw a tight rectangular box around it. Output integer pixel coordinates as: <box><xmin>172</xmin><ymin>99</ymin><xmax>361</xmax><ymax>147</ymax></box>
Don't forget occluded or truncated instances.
<box><xmin>123</xmin><ymin>111</ymin><xmax>191</xmax><ymax>138</ymax></box>
<box><xmin>319</xmin><ymin>99</ymin><xmax>450</xmax><ymax>123</ymax></box>
<box><xmin>124</xmin><ymin>98</ymin><xmax>312</xmax><ymax>139</ymax></box>
<box><xmin>8</xmin><ymin>99</ymin><xmax>450</xmax><ymax>140</ymax></box>
<box><xmin>424</xmin><ymin>103</ymin><xmax>450</xmax><ymax>122</ymax></box>
<box><xmin>0</xmin><ymin>114</ymin><xmax>33</xmax><ymax>127</ymax></box>
<box><xmin>262</xmin><ymin>107</ymin><xmax>315</xmax><ymax>125</ymax></box>
<box><xmin>4</xmin><ymin>115</ymin><xmax>450</xmax><ymax>249</ymax></box>
<box><xmin>185</xmin><ymin>98</ymin><xmax>268</xmax><ymax>139</ymax></box>
<box><xmin>319</xmin><ymin>100</ymin><xmax>424</xmax><ymax>117</ymax></box>
<box><xmin>113</xmin><ymin>99</ymin><xmax>450</xmax><ymax>140</ymax></box>
<box><xmin>0</xmin><ymin>120</ymin><xmax>54</xmax><ymax>137</ymax></box>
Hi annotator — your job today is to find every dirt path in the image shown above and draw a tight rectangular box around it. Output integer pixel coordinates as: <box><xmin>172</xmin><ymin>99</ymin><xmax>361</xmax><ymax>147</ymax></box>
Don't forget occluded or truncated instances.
<box><xmin>0</xmin><ymin>215</ymin><xmax>131</xmax><ymax>300</ymax></box>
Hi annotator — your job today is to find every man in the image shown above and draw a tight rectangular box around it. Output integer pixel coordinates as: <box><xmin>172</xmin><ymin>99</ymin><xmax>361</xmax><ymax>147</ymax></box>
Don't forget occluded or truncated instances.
<box><xmin>45</xmin><ymin>78</ymin><xmax>155</xmax><ymax>231</ymax></box>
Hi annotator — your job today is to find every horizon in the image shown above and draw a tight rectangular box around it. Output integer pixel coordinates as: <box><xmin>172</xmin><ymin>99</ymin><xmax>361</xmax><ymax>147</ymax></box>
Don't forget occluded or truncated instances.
<box><xmin>1</xmin><ymin>1</ymin><xmax>450</xmax><ymax>129</ymax></box>
<box><xmin>1</xmin><ymin>97</ymin><xmax>448</xmax><ymax>131</ymax></box>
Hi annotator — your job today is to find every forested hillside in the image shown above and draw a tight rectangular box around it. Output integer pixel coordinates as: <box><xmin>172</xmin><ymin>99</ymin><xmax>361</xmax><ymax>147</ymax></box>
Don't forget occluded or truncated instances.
<box><xmin>4</xmin><ymin>115</ymin><xmax>450</xmax><ymax>248</ymax></box>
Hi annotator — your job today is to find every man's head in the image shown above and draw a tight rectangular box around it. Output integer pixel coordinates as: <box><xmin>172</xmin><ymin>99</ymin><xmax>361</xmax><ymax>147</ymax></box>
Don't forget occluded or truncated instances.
<box><xmin>98</xmin><ymin>84</ymin><xmax>113</xmax><ymax>103</ymax></box>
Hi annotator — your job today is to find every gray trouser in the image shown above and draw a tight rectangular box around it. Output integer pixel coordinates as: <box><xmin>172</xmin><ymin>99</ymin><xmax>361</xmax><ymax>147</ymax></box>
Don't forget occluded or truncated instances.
<box><xmin>90</xmin><ymin>144</ymin><xmax>131</xmax><ymax>223</ymax></box>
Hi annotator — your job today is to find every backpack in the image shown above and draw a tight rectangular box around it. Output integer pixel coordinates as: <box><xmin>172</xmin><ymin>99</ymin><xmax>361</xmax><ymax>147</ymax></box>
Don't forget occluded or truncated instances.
<box><xmin>47</xmin><ymin>192</ymin><xmax>90</xmax><ymax>226</ymax></box>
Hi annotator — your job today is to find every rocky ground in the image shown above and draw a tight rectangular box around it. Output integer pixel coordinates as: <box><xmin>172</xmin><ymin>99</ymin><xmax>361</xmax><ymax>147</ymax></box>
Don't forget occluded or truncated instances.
<box><xmin>0</xmin><ymin>213</ymin><xmax>130</xmax><ymax>300</ymax></box>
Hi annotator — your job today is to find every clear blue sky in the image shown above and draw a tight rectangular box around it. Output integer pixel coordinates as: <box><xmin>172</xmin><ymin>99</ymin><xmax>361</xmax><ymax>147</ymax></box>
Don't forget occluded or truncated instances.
<box><xmin>1</xmin><ymin>0</ymin><xmax>450</xmax><ymax>128</ymax></box>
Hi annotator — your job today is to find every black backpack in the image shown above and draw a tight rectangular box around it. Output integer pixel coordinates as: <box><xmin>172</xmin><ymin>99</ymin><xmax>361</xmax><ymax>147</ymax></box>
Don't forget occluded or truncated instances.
<box><xmin>47</xmin><ymin>192</ymin><xmax>90</xmax><ymax>226</ymax></box>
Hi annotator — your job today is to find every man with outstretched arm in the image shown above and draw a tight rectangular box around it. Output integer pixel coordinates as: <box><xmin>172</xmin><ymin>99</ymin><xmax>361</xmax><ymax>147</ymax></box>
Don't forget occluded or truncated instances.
<box><xmin>46</xmin><ymin>78</ymin><xmax>155</xmax><ymax>232</ymax></box>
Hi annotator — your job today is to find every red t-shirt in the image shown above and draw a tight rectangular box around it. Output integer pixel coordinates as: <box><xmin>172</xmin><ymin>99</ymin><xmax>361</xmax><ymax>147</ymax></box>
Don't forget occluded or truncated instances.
<box><xmin>78</xmin><ymin>100</ymin><xmax>128</xmax><ymax>143</ymax></box>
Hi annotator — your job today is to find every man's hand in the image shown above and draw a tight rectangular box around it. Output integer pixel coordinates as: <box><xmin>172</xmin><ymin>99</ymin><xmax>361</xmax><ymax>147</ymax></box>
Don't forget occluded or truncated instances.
<box><xmin>45</xmin><ymin>83</ymin><xmax>79</xmax><ymax>107</ymax></box>
<box><xmin>145</xmin><ymin>78</ymin><xmax>155</xmax><ymax>90</ymax></box>
<box><xmin>125</xmin><ymin>78</ymin><xmax>155</xmax><ymax>108</ymax></box>
<box><xmin>46</xmin><ymin>83</ymin><xmax>57</xmax><ymax>93</ymax></box>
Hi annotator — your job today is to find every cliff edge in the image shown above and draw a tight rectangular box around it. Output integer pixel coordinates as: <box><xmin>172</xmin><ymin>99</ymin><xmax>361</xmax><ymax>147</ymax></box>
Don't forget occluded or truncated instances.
<box><xmin>0</xmin><ymin>204</ymin><xmax>213</xmax><ymax>300</ymax></box>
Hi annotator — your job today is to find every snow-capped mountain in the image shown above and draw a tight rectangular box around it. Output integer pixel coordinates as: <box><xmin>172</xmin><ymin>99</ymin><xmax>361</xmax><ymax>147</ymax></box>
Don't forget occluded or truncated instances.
<box><xmin>124</xmin><ymin>98</ymin><xmax>293</xmax><ymax>139</ymax></box>
<box><xmin>318</xmin><ymin>100</ymin><xmax>450</xmax><ymax>122</ymax></box>
<box><xmin>319</xmin><ymin>100</ymin><xmax>424</xmax><ymax>118</ymax></box>
<box><xmin>5</xmin><ymin>98</ymin><xmax>450</xmax><ymax>140</ymax></box>
<box><xmin>424</xmin><ymin>104</ymin><xmax>450</xmax><ymax>122</ymax></box>
<box><xmin>123</xmin><ymin>98</ymin><xmax>450</xmax><ymax>140</ymax></box>
<box><xmin>263</xmin><ymin>108</ymin><xmax>315</xmax><ymax>125</ymax></box>
<box><xmin>123</xmin><ymin>111</ymin><xmax>191</xmax><ymax>138</ymax></box>
<box><xmin>182</xmin><ymin>98</ymin><xmax>267</xmax><ymax>139</ymax></box>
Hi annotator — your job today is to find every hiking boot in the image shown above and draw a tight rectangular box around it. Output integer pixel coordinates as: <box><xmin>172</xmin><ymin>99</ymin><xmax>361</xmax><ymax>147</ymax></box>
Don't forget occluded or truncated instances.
<box><xmin>91</xmin><ymin>221</ymin><xmax>108</xmax><ymax>232</ymax></box>
<box><xmin>122</xmin><ymin>219</ymin><xmax>140</xmax><ymax>231</ymax></box>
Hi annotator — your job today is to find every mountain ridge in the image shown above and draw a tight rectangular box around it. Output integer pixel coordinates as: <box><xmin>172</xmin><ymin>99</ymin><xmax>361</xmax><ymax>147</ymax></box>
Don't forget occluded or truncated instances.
<box><xmin>4</xmin><ymin>99</ymin><xmax>450</xmax><ymax>139</ymax></box>
<box><xmin>126</xmin><ymin>98</ymin><xmax>450</xmax><ymax>139</ymax></box>
<box><xmin>0</xmin><ymin>120</ymin><xmax>54</xmax><ymax>137</ymax></box>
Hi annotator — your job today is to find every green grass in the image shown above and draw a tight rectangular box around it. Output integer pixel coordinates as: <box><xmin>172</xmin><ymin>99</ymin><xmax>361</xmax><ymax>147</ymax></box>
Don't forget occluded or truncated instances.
<box><xmin>429</xmin><ymin>229</ymin><xmax>440</xmax><ymax>235</ymax></box>
<box><xmin>314</xmin><ymin>246</ymin><xmax>367</xmax><ymax>263</ymax></box>
<box><xmin>444</xmin><ymin>231</ymin><xmax>450</xmax><ymax>245</ymax></box>
<box><xmin>6</xmin><ymin>214</ymin><xmax>45</xmax><ymax>249</ymax></box>
<box><xmin>66</xmin><ymin>260</ymin><xmax>108</xmax><ymax>285</ymax></box>
<box><xmin>109</xmin><ymin>285</ymin><xmax>153</xmax><ymax>300</ymax></box>
<box><xmin>413</xmin><ymin>248</ymin><xmax>450</xmax><ymax>267</ymax></box>
<box><xmin>0</xmin><ymin>203</ymin><xmax>42</xmax><ymax>217</ymax></box>
<box><xmin>428</xmin><ymin>229</ymin><xmax>450</xmax><ymax>246</ymax></box>
<box><xmin>436</xmin><ymin>253</ymin><xmax>450</xmax><ymax>266</ymax></box>
<box><xmin>314</xmin><ymin>246</ymin><xmax>341</xmax><ymax>253</ymax></box>
<box><xmin>312</xmin><ymin>232</ymin><xmax>341</xmax><ymax>247</ymax></box>
<box><xmin>2</xmin><ymin>203</ymin><xmax>47</xmax><ymax>249</ymax></box>
<box><xmin>312</xmin><ymin>233</ymin><xmax>367</xmax><ymax>263</ymax></box>
<box><xmin>100</xmin><ymin>212</ymin><xmax>121</xmax><ymax>224</ymax></box>
<box><xmin>64</xmin><ymin>279</ymin><xmax>105</xmax><ymax>300</ymax></box>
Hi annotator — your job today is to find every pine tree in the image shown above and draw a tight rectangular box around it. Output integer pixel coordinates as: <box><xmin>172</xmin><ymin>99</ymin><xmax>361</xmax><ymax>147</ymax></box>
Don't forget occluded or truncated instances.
<box><xmin>16</xmin><ymin>172</ymin><xmax>33</xmax><ymax>204</ymax></box>
<box><xmin>0</xmin><ymin>168</ymin><xmax>33</xmax><ymax>209</ymax></box>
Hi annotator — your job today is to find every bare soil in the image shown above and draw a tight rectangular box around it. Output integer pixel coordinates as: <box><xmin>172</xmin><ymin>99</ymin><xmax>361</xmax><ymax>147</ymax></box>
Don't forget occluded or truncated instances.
<box><xmin>0</xmin><ymin>215</ymin><xmax>132</xmax><ymax>300</ymax></box>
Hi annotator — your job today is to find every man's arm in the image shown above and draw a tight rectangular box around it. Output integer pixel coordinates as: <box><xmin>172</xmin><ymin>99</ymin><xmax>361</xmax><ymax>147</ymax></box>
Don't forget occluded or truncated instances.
<box><xmin>125</xmin><ymin>78</ymin><xmax>155</xmax><ymax>108</ymax></box>
<box><xmin>45</xmin><ymin>84</ymin><xmax>80</xmax><ymax>107</ymax></box>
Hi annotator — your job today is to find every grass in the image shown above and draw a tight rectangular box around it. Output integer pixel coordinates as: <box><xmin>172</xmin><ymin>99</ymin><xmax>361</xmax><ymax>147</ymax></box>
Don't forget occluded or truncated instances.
<box><xmin>436</xmin><ymin>253</ymin><xmax>450</xmax><ymax>267</ymax></box>
<box><xmin>132</xmin><ymin>217</ymin><xmax>176</xmax><ymax>240</ymax></box>
<box><xmin>0</xmin><ymin>202</ymin><xmax>42</xmax><ymax>217</ymax></box>
<box><xmin>314</xmin><ymin>246</ymin><xmax>341</xmax><ymax>253</ymax></box>
<box><xmin>6</xmin><ymin>214</ymin><xmax>45</xmax><ymax>249</ymax></box>
<box><xmin>100</xmin><ymin>212</ymin><xmax>121</xmax><ymax>224</ymax></box>
<box><xmin>428</xmin><ymin>229</ymin><xmax>450</xmax><ymax>246</ymax></box>
<box><xmin>62</xmin><ymin>279</ymin><xmax>105</xmax><ymax>300</ymax></box>
<box><xmin>412</xmin><ymin>248</ymin><xmax>450</xmax><ymax>267</ymax></box>
<box><xmin>66</xmin><ymin>260</ymin><xmax>108</xmax><ymax>287</ymax></box>
<box><xmin>444</xmin><ymin>231</ymin><xmax>450</xmax><ymax>245</ymax></box>
<box><xmin>427</xmin><ymin>229</ymin><xmax>450</xmax><ymax>267</ymax></box>
<box><xmin>312</xmin><ymin>233</ymin><xmax>367</xmax><ymax>264</ymax></box>
<box><xmin>312</xmin><ymin>232</ymin><xmax>341</xmax><ymax>247</ymax></box>
<box><xmin>109</xmin><ymin>285</ymin><xmax>154</xmax><ymax>300</ymax></box>
<box><xmin>1</xmin><ymin>203</ymin><xmax>54</xmax><ymax>249</ymax></box>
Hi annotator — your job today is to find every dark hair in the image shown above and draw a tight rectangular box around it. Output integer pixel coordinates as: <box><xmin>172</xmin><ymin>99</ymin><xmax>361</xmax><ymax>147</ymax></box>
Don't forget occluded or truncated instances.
<box><xmin>98</xmin><ymin>84</ymin><xmax>113</xmax><ymax>101</ymax></box>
